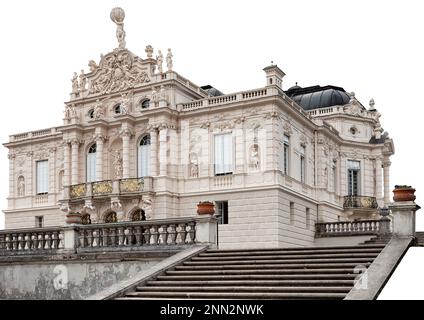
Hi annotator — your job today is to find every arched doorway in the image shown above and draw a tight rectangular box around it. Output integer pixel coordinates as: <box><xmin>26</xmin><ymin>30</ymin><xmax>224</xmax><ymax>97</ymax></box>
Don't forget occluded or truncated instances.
<box><xmin>130</xmin><ymin>208</ymin><xmax>146</xmax><ymax>221</ymax></box>
<box><xmin>104</xmin><ymin>211</ymin><xmax>117</xmax><ymax>223</ymax></box>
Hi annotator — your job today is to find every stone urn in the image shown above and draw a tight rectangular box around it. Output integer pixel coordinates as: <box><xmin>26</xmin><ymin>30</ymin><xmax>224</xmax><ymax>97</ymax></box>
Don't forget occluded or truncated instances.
<box><xmin>197</xmin><ymin>201</ymin><xmax>215</xmax><ymax>215</ymax></box>
<box><xmin>66</xmin><ymin>211</ymin><xmax>82</xmax><ymax>224</ymax></box>
<box><xmin>393</xmin><ymin>185</ymin><xmax>416</xmax><ymax>202</ymax></box>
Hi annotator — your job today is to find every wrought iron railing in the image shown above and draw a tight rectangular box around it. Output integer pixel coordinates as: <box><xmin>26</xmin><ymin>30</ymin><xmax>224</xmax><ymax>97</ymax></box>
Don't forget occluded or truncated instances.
<box><xmin>343</xmin><ymin>196</ymin><xmax>378</xmax><ymax>209</ymax></box>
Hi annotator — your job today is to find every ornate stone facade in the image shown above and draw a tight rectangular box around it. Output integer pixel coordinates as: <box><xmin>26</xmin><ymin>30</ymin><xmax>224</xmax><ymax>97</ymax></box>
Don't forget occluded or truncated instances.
<box><xmin>2</xmin><ymin>8</ymin><xmax>394</xmax><ymax>249</ymax></box>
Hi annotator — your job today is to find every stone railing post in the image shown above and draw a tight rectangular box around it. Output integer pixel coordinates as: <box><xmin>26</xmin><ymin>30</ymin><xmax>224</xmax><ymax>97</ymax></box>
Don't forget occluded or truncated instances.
<box><xmin>378</xmin><ymin>216</ymin><xmax>391</xmax><ymax>236</ymax></box>
<box><xmin>389</xmin><ymin>201</ymin><xmax>420</xmax><ymax>237</ymax></box>
<box><xmin>195</xmin><ymin>216</ymin><xmax>218</xmax><ymax>248</ymax></box>
<box><xmin>62</xmin><ymin>226</ymin><xmax>79</xmax><ymax>253</ymax></box>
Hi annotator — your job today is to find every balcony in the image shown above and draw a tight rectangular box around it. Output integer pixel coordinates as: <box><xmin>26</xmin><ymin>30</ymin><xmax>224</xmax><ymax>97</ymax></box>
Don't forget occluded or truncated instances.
<box><xmin>343</xmin><ymin>196</ymin><xmax>378</xmax><ymax>209</ymax></box>
<box><xmin>64</xmin><ymin>177</ymin><xmax>153</xmax><ymax>201</ymax></box>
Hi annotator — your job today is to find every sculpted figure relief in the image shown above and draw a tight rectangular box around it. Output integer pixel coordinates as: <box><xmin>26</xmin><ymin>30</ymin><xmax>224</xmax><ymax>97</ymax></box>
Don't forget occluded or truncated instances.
<box><xmin>249</xmin><ymin>144</ymin><xmax>260</xmax><ymax>170</ymax></box>
<box><xmin>112</xmin><ymin>150</ymin><xmax>123</xmax><ymax>179</ymax></box>
<box><xmin>17</xmin><ymin>176</ymin><xmax>25</xmax><ymax>197</ymax></box>
<box><xmin>110</xmin><ymin>7</ymin><xmax>126</xmax><ymax>49</ymax></box>
<box><xmin>79</xmin><ymin>70</ymin><xmax>87</xmax><ymax>91</ymax></box>
<box><xmin>88</xmin><ymin>60</ymin><xmax>98</xmax><ymax>72</ymax></box>
<box><xmin>93</xmin><ymin>99</ymin><xmax>105</xmax><ymax>119</ymax></box>
<box><xmin>71</xmin><ymin>72</ymin><xmax>79</xmax><ymax>93</ymax></box>
<box><xmin>120</xmin><ymin>93</ymin><xmax>130</xmax><ymax>114</ymax></box>
<box><xmin>166</xmin><ymin>48</ymin><xmax>173</xmax><ymax>71</ymax></box>
<box><xmin>189</xmin><ymin>152</ymin><xmax>199</xmax><ymax>178</ymax></box>
<box><xmin>156</xmin><ymin>50</ymin><xmax>164</xmax><ymax>73</ymax></box>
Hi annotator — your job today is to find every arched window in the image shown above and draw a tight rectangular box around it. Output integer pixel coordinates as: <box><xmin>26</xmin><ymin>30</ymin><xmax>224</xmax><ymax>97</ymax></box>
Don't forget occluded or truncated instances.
<box><xmin>131</xmin><ymin>209</ymin><xmax>146</xmax><ymax>221</ymax></box>
<box><xmin>140</xmin><ymin>99</ymin><xmax>150</xmax><ymax>109</ymax></box>
<box><xmin>104</xmin><ymin>211</ymin><xmax>117</xmax><ymax>223</ymax></box>
<box><xmin>114</xmin><ymin>104</ymin><xmax>121</xmax><ymax>114</ymax></box>
<box><xmin>138</xmin><ymin>135</ymin><xmax>151</xmax><ymax>177</ymax></box>
<box><xmin>86</xmin><ymin>143</ymin><xmax>96</xmax><ymax>182</ymax></box>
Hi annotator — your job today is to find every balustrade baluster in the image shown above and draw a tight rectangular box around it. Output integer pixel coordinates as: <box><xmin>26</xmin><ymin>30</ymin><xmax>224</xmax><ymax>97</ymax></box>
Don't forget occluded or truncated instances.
<box><xmin>179</xmin><ymin>224</ymin><xmax>187</xmax><ymax>244</ymax></box>
<box><xmin>169</xmin><ymin>224</ymin><xmax>177</xmax><ymax>245</ymax></box>
<box><xmin>135</xmin><ymin>226</ymin><xmax>142</xmax><ymax>246</ymax></box>
<box><xmin>143</xmin><ymin>226</ymin><xmax>151</xmax><ymax>245</ymax></box>
<box><xmin>17</xmin><ymin>235</ymin><xmax>24</xmax><ymax>251</ymax></box>
<box><xmin>38</xmin><ymin>234</ymin><xmax>44</xmax><ymax>250</ymax></box>
<box><xmin>151</xmin><ymin>225</ymin><xmax>159</xmax><ymax>245</ymax></box>
<box><xmin>123</xmin><ymin>228</ymin><xmax>130</xmax><ymax>246</ymax></box>
<box><xmin>187</xmin><ymin>222</ymin><xmax>196</xmax><ymax>244</ymax></box>
<box><xmin>24</xmin><ymin>234</ymin><xmax>30</xmax><ymax>250</ymax></box>
<box><xmin>44</xmin><ymin>234</ymin><xmax>51</xmax><ymax>249</ymax></box>
<box><xmin>160</xmin><ymin>225</ymin><xmax>169</xmax><ymax>245</ymax></box>
<box><xmin>110</xmin><ymin>228</ymin><xmax>116</xmax><ymax>246</ymax></box>
<box><xmin>118</xmin><ymin>227</ymin><xmax>124</xmax><ymax>246</ymax></box>
<box><xmin>87</xmin><ymin>229</ymin><xmax>93</xmax><ymax>248</ymax></box>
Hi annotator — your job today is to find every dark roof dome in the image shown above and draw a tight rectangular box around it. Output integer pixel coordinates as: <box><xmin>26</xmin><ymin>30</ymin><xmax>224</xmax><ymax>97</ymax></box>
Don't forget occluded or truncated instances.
<box><xmin>201</xmin><ymin>85</ymin><xmax>224</xmax><ymax>97</ymax></box>
<box><xmin>285</xmin><ymin>85</ymin><xmax>350</xmax><ymax>110</ymax></box>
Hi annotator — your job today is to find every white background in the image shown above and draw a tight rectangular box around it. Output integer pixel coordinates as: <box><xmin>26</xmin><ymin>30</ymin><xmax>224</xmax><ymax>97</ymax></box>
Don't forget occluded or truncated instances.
<box><xmin>0</xmin><ymin>0</ymin><xmax>423</xmax><ymax>299</ymax></box>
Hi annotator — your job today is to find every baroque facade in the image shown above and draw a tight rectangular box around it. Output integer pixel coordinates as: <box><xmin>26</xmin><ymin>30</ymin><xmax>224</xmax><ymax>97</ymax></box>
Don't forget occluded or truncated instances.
<box><xmin>3</xmin><ymin>8</ymin><xmax>394</xmax><ymax>249</ymax></box>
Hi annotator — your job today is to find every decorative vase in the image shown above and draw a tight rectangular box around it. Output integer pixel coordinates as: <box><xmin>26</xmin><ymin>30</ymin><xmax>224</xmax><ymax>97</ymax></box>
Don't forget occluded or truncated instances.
<box><xmin>66</xmin><ymin>212</ymin><xmax>82</xmax><ymax>224</ymax></box>
<box><xmin>393</xmin><ymin>186</ymin><xmax>416</xmax><ymax>202</ymax></box>
<box><xmin>197</xmin><ymin>202</ymin><xmax>215</xmax><ymax>215</ymax></box>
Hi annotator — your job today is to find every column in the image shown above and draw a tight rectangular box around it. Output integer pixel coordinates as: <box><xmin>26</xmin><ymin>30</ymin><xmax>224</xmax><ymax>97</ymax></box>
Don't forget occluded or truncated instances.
<box><xmin>95</xmin><ymin>135</ymin><xmax>104</xmax><ymax>181</ymax></box>
<box><xmin>49</xmin><ymin>148</ymin><xmax>56</xmax><ymax>194</ymax></box>
<box><xmin>71</xmin><ymin>139</ymin><xmax>80</xmax><ymax>185</ymax></box>
<box><xmin>63</xmin><ymin>141</ymin><xmax>71</xmax><ymax>186</ymax></box>
<box><xmin>150</xmin><ymin>127</ymin><xmax>158</xmax><ymax>176</ymax></box>
<box><xmin>383</xmin><ymin>159</ymin><xmax>391</xmax><ymax>204</ymax></box>
<box><xmin>8</xmin><ymin>153</ymin><xmax>15</xmax><ymax>197</ymax></box>
<box><xmin>375</xmin><ymin>157</ymin><xmax>383</xmax><ymax>202</ymax></box>
<box><xmin>120</xmin><ymin>129</ymin><xmax>132</xmax><ymax>179</ymax></box>
<box><xmin>159</xmin><ymin>125</ymin><xmax>168</xmax><ymax>176</ymax></box>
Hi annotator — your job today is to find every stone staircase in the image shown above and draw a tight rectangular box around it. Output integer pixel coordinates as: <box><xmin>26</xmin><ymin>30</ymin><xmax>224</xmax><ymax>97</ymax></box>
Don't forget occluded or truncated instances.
<box><xmin>116</xmin><ymin>244</ymin><xmax>386</xmax><ymax>300</ymax></box>
<box><xmin>415</xmin><ymin>232</ymin><xmax>424</xmax><ymax>246</ymax></box>
<box><xmin>361</xmin><ymin>235</ymin><xmax>392</xmax><ymax>245</ymax></box>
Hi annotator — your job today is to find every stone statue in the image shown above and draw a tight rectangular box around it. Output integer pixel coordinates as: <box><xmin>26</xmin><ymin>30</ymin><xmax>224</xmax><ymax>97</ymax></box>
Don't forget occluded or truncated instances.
<box><xmin>145</xmin><ymin>45</ymin><xmax>154</xmax><ymax>59</ymax></box>
<box><xmin>112</xmin><ymin>150</ymin><xmax>123</xmax><ymax>179</ymax></box>
<box><xmin>64</xmin><ymin>105</ymin><xmax>71</xmax><ymax>119</ymax></box>
<box><xmin>70</xmin><ymin>104</ymin><xmax>77</xmax><ymax>118</ymax></box>
<box><xmin>93</xmin><ymin>99</ymin><xmax>104</xmax><ymax>119</ymax></box>
<box><xmin>159</xmin><ymin>85</ymin><xmax>167</xmax><ymax>101</ymax></box>
<box><xmin>156</xmin><ymin>50</ymin><xmax>164</xmax><ymax>73</ymax></box>
<box><xmin>166</xmin><ymin>48</ymin><xmax>173</xmax><ymax>71</ymax></box>
<box><xmin>79</xmin><ymin>70</ymin><xmax>87</xmax><ymax>91</ymax></box>
<box><xmin>151</xmin><ymin>87</ymin><xmax>159</xmax><ymax>104</ymax></box>
<box><xmin>250</xmin><ymin>145</ymin><xmax>260</xmax><ymax>169</ymax></box>
<box><xmin>17</xmin><ymin>176</ymin><xmax>25</xmax><ymax>197</ymax></box>
<box><xmin>120</xmin><ymin>93</ymin><xmax>130</xmax><ymax>114</ymax></box>
<box><xmin>71</xmin><ymin>72</ymin><xmax>79</xmax><ymax>93</ymax></box>
<box><xmin>110</xmin><ymin>7</ymin><xmax>126</xmax><ymax>49</ymax></box>
<box><xmin>88</xmin><ymin>60</ymin><xmax>98</xmax><ymax>72</ymax></box>
<box><xmin>189</xmin><ymin>153</ymin><xmax>199</xmax><ymax>178</ymax></box>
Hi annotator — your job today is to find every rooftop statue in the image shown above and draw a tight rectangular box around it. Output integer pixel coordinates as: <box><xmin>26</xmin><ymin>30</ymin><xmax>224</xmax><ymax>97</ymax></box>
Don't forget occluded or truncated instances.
<box><xmin>110</xmin><ymin>7</ymin><xmax>126</xmax><ymax>50</ymax></box>
<box><xmin>166</xmin><ymin>48</ymin><xmax>173</xmax><ymax>71</ymax></box>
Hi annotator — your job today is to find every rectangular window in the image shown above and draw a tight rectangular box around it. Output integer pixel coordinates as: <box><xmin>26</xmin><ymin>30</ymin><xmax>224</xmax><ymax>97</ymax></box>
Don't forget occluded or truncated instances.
<box><xmin>36</xmin><ymin>160</ymin><xmax>49</xmax><ymax>194</ymax></box>
<box><xmin>332</xmin><ymin>161</ymin><xmax>337</xmax><ymax>193</ymax></box>
<box><xmin>300</xmin><ymin>146</ymin><xmax>306</xmax><ymax>183</ymax></box>
<box><xmin>35</xmin><ymin>216</ymin><xmax>44</xmax><ymax>228</ymax></box>
<box><xmin>215</xmin><ymin>201</ymin><xmax>229</xmax><ymax>225</ymax></box>
<box><xmin>306</xmin><ymin>208</ymin><xmax>311</xmax><ymax>229</ymax></box>
<box><xmin>214</xmin><ymin>134</ymin><xmax>233</xmax><ymax>175</ymax></box>
<box><xmin>86</xmin><ymin>152</ymin><xmax>96</xmax><ymax>182</ymax></box>
<box><xmin>290</xmin><ymin>202</ymin><xmax>295</xmax><ymax>225</ymax></box>
<box><xmin>283</xmin><ymin>135</ymin><xmax>289</xmax><ymax>175</ymax></box>
<box><xmin>347</xmin><ymin>160</ymin><xmax>360</xmax><ymax>196</ymax></box>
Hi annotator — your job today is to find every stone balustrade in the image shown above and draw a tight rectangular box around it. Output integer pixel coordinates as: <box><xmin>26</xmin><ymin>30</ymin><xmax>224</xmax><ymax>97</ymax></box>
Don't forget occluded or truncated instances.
<box><xmin>0</xmin><ymin>216</ymin><xmax>217</xmax><ymax>256</ymax></box>
<box><xmin>10</xmin><ymin>127</ymin><xmax>58</xmax><ymax>142</ymax></box>
<box><xmin>315</xmin><ymin>219</ymin><xmax>391</xmax><ymax>238</ymax></box>
<box><xmin>0</xmin><ymin>227</ymin><xmax>64</xmax><ymax>255</ymax></box>
<box><xmin>66</xmin><ymin>177</ymin><xmax>151</xmax><ymax>200</ymax></box>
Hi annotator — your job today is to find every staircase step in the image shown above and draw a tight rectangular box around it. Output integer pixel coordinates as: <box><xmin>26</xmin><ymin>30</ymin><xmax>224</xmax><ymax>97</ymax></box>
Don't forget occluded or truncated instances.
<box><xmin>121</xmin><ymin>291</ymin><xmax>346</xmax><ymax>299</ymax></box>
<box><xmin>199</xmin><ymin>248</ymin><xmax>383</xmax><ymax>257</ymax></box>
<box><xmin>205</xmin><ymin>244</ymin><xmax>386</xmax><ymax>254</ymax></box>
<box><xmin>191</xmin><ymin>253</ymin><xmax>378</xmax><ymax>261</ymax></box>
<box><xmin>136</xmin><ymin>286</ymin><xmax>352</xmax><ymax>293</ymax></box>
<box><xmin>155</xmin><ymin>274</ymin><xmax>357</xmax><ymax>281</ymax></box>
<box><xmin>174</xmin><ymin>262</ymin><xmax>371</xmax><ymax>270</ymax></box>
<box><xmin>146</xmin><ymin>280</ymin><xmax>355</xmax><ymax>287</ymax></box>
<box><xmin>166</xmin><ymin>268</ymin><xmax>357</xmax><ymax>275</ymax></box>
<box><xmin>183</xmin><ymin>257</ymin><xmax>375</xmax><ymax>265</ymax></box>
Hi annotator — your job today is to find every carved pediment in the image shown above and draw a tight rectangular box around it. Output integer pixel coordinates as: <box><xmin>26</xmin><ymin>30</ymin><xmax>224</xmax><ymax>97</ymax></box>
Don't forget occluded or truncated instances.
<box><xmin>87</xmin><ymin>49</ymin><xmax>151</xmax><ymax>96</ymax></box>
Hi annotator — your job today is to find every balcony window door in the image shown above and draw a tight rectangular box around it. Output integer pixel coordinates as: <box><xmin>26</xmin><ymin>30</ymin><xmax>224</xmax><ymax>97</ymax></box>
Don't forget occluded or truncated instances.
<box><xmin>214</xmin><ymin>133</ymin><xmax>233</xmax><ymax>175</ymax></box>
<box><xmin>86</xmin><ymin>144</ymin><xmax>97</xmax><ymax>182</ymax></box>
<box><xmin>347</xmin><ymin>160</ymin><xmax>360</xmax><ymax>196</ymax></box>
<box><xmin>36</xmin><ymin>160</ymin><xmax>49</xmax><ymax>194</ymax></box>
<box><xmin>300</xmin><ymin>145</ymin><xmax>306</xmax><ymax>183</ymax></box>
<box><xmin>283</xmin><ymin>134</ymin><xmax>290</xmax><ymax>175</ymax></box>
<box><xmin>138</xmin><ymin>135</ymin><xmax>151</xmax><ymax>177</ymax></box>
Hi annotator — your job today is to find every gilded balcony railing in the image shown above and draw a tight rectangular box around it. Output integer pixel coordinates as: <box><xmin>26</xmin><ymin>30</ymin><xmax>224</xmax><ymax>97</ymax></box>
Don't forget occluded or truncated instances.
<box><xmin>92</xmin><ymin>180</ymin><xmax>113</xmax><ymax>195</ymax></box>
<box><xmin>70</xmin><ymin>183</ymin><xmax>86</xmax><ymax>199</ymax></box>
<box><xmin>119</xmin><ymin>178</ymin><xmax>144</xmax><ymax>193</ymax></box>
<box><xmin>343</xmin><ymin>196</ymin><xmax>378</xmax><ymax>209</ymax></box>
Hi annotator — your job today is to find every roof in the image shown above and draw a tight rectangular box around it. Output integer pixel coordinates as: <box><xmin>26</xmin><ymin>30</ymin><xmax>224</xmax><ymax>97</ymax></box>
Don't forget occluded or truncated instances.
<box><xmin>201</xmin><ymin>85</ymin><xmax>224</xmax><ymax>97</ymax></box>
<box><xmin>285</xmin><ymin>85</ymin><xmax>351</xmax><ymax>110</ymax></box>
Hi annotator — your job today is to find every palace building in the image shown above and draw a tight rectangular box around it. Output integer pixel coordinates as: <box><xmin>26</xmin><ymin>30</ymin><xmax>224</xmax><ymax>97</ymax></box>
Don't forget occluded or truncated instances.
<box><xmin>3</xmin><ymin>7</ymin><xmax>394</xmax><ymax>249</ymax></box>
